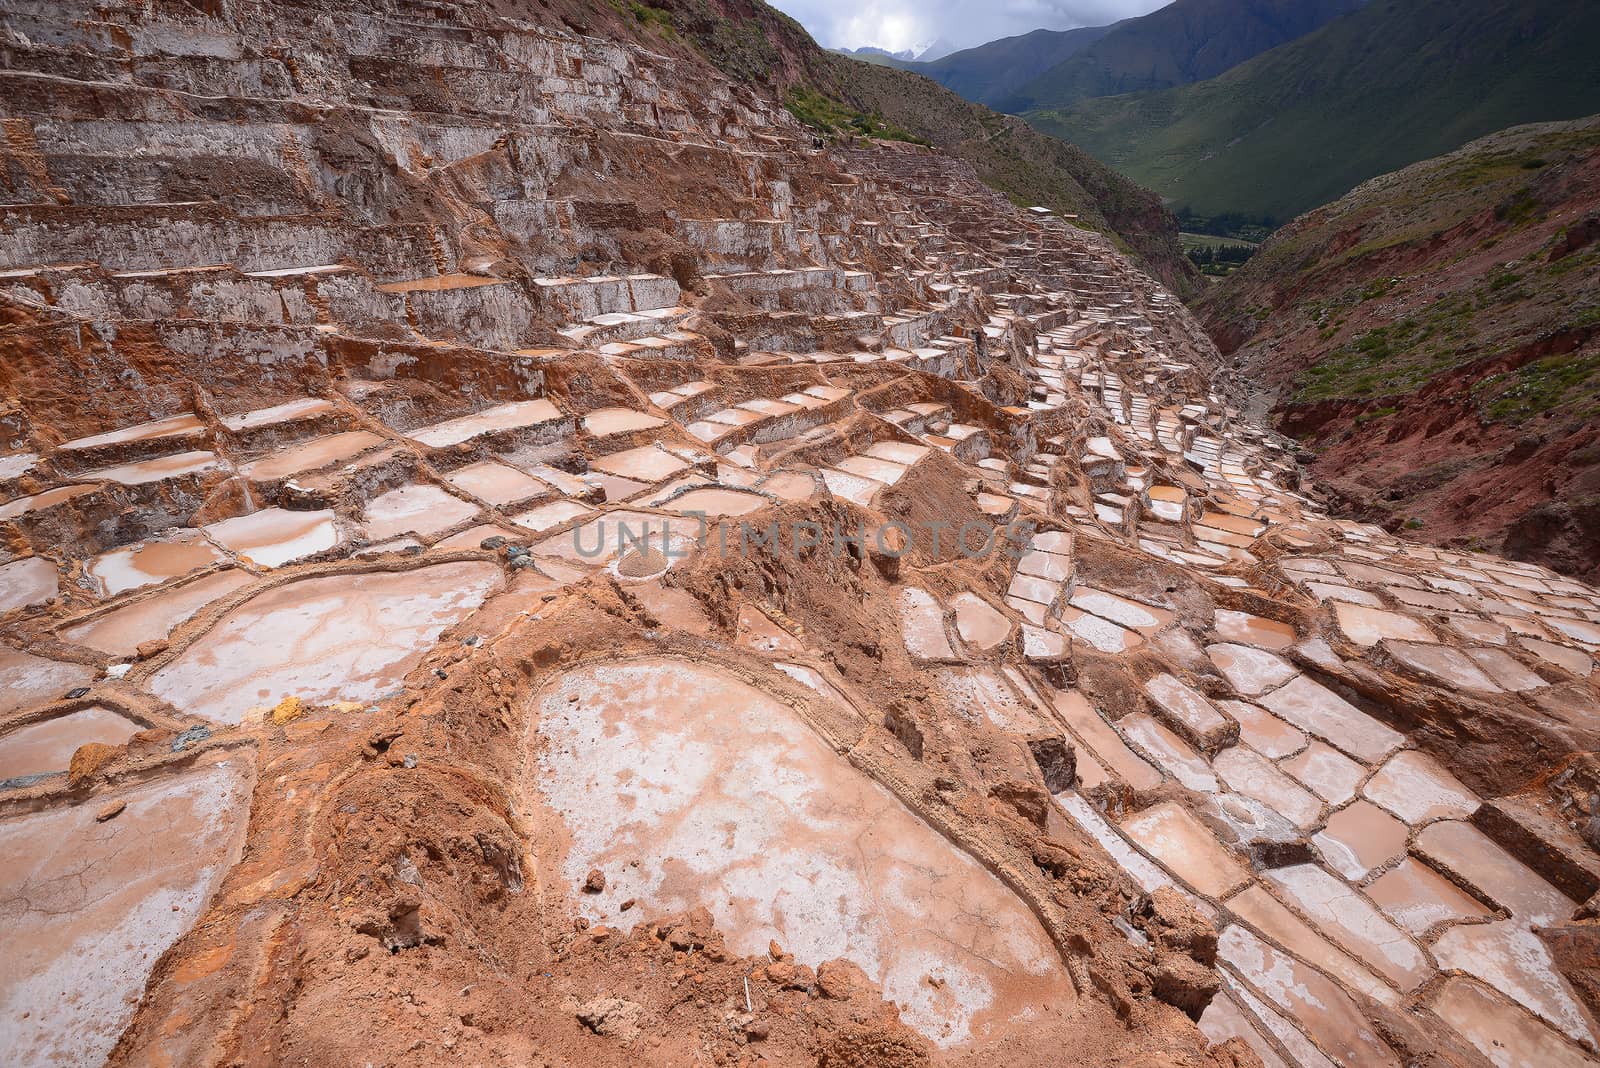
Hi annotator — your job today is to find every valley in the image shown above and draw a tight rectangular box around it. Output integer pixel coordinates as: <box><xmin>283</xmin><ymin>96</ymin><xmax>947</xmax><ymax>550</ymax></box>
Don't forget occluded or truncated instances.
<box><xmin>0</xmin><ymin>2</ymin><xmax>1597</xmax><ymax>1068</ymax></box>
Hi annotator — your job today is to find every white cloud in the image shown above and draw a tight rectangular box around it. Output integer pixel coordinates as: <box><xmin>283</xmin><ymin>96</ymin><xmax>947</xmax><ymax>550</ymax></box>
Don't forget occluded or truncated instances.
<box><xmin>769</xmin><ymin>0</ymin><xmax>1170</xmax><ymax>54</ymax></box>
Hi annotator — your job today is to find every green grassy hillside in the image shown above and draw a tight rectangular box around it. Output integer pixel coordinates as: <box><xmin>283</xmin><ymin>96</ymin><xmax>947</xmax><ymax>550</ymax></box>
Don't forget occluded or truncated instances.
<box><xmin>893</xmin><ymin>25</ymin><xmax>1116</xmax><ymax>110</ymax></box>
<box><xmin>1013</xmin><ymin>0</ymin><xmax>1360</xmax><ymax>111</ymax></box>
<box><xmin>1026</xmin><ymin>0</ymin><xmax>1600</xmax><ymax>225</ymax></box>
<box><xmin>1197</xmin><ymin>116</ymin><xmax>1600</xmax><ymax>576</ymax></box>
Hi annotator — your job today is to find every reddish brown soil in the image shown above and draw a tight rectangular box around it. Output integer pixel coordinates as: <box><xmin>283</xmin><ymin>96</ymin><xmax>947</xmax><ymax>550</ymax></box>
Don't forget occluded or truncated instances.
<box><xmin>1200</xmin><ymin>118</ymin><xmax>1600</xmax><ymax>581</ymax></box>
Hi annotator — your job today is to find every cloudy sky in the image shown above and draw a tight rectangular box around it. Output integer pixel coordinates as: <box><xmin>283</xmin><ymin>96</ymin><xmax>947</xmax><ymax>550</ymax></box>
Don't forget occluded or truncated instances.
<box><xmin>769</xmin><ymin>0</ymin><xmax>1170</xmax><ymax>55</ymax></box>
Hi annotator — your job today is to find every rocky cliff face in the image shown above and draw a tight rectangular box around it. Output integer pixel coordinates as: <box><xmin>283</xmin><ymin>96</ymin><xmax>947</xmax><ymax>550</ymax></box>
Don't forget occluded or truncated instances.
<box><xmin>1201</xmin><ymin>117</ymin><xmax>1600</xmax><ymax>582</ymax></box>
<box><xmin>594</xmin><ymin>0</ymin><xmax>1202</xmax><ymax>296</ymax></box>
<box><xmin>1</xmin><ymin>5</ymin><xmax>1599</xmax><ymax>1068</ymax></box>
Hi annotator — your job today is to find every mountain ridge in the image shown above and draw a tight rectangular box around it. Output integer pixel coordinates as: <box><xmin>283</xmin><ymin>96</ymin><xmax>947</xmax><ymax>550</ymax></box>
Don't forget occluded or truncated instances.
<box><xmin>1011</xmin><ymin>0</ymin><xmax>1363</xmax><ymax>112</ymax></box>
<box><xmin>1026</xmin><ymin>0</ymin><xmax>1600</xmax><ymax>225</ymax></box>
<box><xmin>886</xmin><ymin>0</ymin><xmax>1359</xmax><ymax>115</ymax></box>
<box><xmin>1199</xmin><ymin>115</ymin><xmax>1600</xmax><ymax>578</ymax></box>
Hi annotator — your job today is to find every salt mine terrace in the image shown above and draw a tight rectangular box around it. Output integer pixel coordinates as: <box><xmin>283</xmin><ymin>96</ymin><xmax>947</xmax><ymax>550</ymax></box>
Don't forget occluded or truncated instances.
<box><xmin>1</xmin><ymin>2</ymin><xmax>1599</xmax><ymax>1067</ymax></box>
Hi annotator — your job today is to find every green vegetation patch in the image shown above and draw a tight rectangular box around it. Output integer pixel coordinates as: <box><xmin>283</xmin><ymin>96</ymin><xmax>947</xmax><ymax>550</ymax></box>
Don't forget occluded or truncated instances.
<box><xmin>1476</xmin><ymin>349</ymin><xmax>1600</xmax><ymax>423</ymax></box>
<box><xmin>1293</xmin><ymin>315</ymin><xmax>1467</xmax><ymax>402</ymax></box>
<box><xmin>783</xmin><ymin>87</ymin><xmax>928</xmax><ymax>145</ymax></box>
<box><xmin>609</xmin><ymin>0</ymin><xmax>676</xmax><ymax>36</ymax></box>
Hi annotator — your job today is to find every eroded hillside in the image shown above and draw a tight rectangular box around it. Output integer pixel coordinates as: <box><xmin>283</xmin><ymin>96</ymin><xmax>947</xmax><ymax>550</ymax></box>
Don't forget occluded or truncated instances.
<box><xmin>0</xmin><ymin>4</ymin><xmax>1599</xmax><ymax>1068</ymax></box>
<box><xmin>1201</xmin><ymin>117</ymin><xmax>1600</xmax><ymax>581</ymax></box>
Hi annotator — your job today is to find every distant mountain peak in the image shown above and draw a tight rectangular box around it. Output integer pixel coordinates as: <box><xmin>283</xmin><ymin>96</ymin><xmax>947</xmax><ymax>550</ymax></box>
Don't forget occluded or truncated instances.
<box><xmin>837</xmin><ymin>44</ymin><xmax>919</xmax><ymax>62</ymax></box>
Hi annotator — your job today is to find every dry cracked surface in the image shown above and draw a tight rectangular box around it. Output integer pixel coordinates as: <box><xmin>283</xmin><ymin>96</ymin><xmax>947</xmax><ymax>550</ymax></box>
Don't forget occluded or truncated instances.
<box><xmin>1</xmin><ymin>2</ymin><xmax>1599</xmax><ymax>1067</ymax></box>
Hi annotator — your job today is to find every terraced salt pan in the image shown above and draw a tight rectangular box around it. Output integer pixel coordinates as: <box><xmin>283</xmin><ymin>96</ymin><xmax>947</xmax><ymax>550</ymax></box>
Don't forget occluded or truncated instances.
<box><xmin>1334</xmin><ymin>603</ymin><xmax>1436</xmax><ymax>647</ymax></box>
<box><xmin>1260</xmin><ymin>674</ymin><xmax>1403</xmax><ymax>764</ymax></box>
<box><xmin>0</xmin><ymin>756</ymin><xmax>253</xmax><ymax>1068</ymax></box>
<box><xmin>77</xmin><ymin>450</ymin><xmax>224</xmax><ymax>486</ymax></box>
<box><xmin>1220</xmin><ymin>700</ymin><xmax>1306</xmax><ymax>759</ymax></box>
<box><xmin>951</xmin><ymin>593</ymin><xmax>1011</xmax><ymax>651</ymax></box>
<box><xmin>0</xmin><ymin>706</ymin><xmax>142</xmax><ymax>781</ymax></box>
<box><xmin>149</xmin><ymin>562</ymin><xmax>500</xmax><ymax>723</ymax></box>
<box><xmin>758</xmin><ymin>470</ymin><xmax>817</xmax><ymax>501</ymax></box>
<box><xmin>1362</xmin><ymin>749</ymin><xmax>1479</xmax><ymax>824</ymax></box>
<box><xmin>203</xmin><ymin>508</ymin><xmax>338</xmax><ymax>568</ymax></box>
<box><xmin>1365</xmin><ymin>858</ymin><xmax>1490</xmax><ymax>935</ymax></box>
<box><xmin>85</xmin><ymin>532</ymin><xmax>226</xmax><ymax>596</ymax></box>
<box><xmin>408</xmin><ymin>399</ymin><xmax>563</xmax><ymax>449</ymax></box>
<box><xmin>1216</xmin><ymin>607</ymin><xmax>1292</xmax><ymax>652</ymax></box>
<box><xmin>588</xmin><ymin>445</ymin><xmax>688</xmax><ymax>482</ymax></box>
<box><xmin>1263</xmin><ymin>864</ymin><xmax>1429</xmax><ymax>991</ymax></box>
<box><xmin>1206</xmin><ymin>644</ymin><xmax>1296</xmax><ymax>696</ymax></box>
<box><xmin>61</xmin><ymin>570</ymin><xmax>255</xmax><ymax>657</ymax></box>
<box><xmin>220</xmin><ymin>398</ymin><xmax>335</xmax><ymax>433</ymax></box>
<box><xmin>59</xmin><ymin>413</ymin><xmax>204</xmax><ymax>451</ymax></box>
<box><xmin>533</xmin><ymin>511</ymin><xmax>697</xmax><ymax>568</ymax></box>
<box><xmin>1432</xmin><ymin>921</ymin><xmax>1599</xmax><ymax>1044</ymax></box>
<box><xmin>1218</xmin><ymin>926</ymin><xmax>1400</xmax><ymax>1067</ymax></box>
<box><xmin>1283</xmin><ymin>741</ymin><xmax>1368</xmax><ymax>805</ymax></box>
<box><xmin>936</xmin><ymin>668</ymin><xmax>1043</xmax><ymax>732</ymax></box>
<box><xmin>897</xmin><ymin>587</ymin><xmax>954</xmax><ymax>660</ymax></box>
<box><xmin>1312</xmin><ymin>801</ymin><xmax>1406</xmax><ymax>880</ymax></box>
<box><xmin>239</xmin><ymin>431</ymin><xmax>383</xmax><ymax>482</ymax></box>
<box><xmin>581</xmin><ymin>407</ymin><xmax>664</xmax><ymax>436</ymax></box>
<box><xmin>834</xmin><ymin>455</ymin><xmax>907</xmax><ymax>485</ymax></box>
<box><xmin>1433</xmin><ymin>977</ymin><xmax>1598</xmax><ymax>1068</ymax></box>
<box><xmin>512</xmin><ymin>499</ymin><xmax>593</xmax><ymax>533</ymax></box>
<box><xmin>533</xmin><ymin>659</ymin><xmax>1075</xmax><ymax>1048</ymax></box>
<box><xmin>0</xmin><ymin>557</ymin><xmax>59</xmax><ymax>613</ymax></box>
<box><xmin>1120</xmin><ymin>801</ymin><xmax>1248</xmax><ymax>898</ymax></box>
<box><xmin>819</xmin><ymin>468</ymin><xmax>882</xmax><ymax>507</ymax></box>
<box><xmin>443</xmin><ymin>461</ymin><xmax>547</xmax><ymax>506</ymax></box>
<box><xmin>0</xmin><ymin>451</ymin><xmax>38</xmax><ymax>480</ymax></box>
<box><xmin>361</xmin><ymin>484</ymin><xmax>478</xmax><ymax>540</ymax></box>
<box><xmin>1121</xmin><ymin>714</ymin><xmax>1218</xmax><ymax>792</ymax></box>
<box><xmin>734</xmin><ymin>604</ymin><xmax>803</xmax><ymax>654</ymax></box>
<box><xmin>660</xmin><ymin>487</ymin><xmax>769</xmax><ymax>517</ymax></box>
<box><xmin>0</xmin><ymin>646</ymin><xmax>94</xmax><ymax>716</ymax></box>
<box><xmin>0</xmin><ymin>484</ymin><xmax>101</xmax><ymax>522</ymax></box>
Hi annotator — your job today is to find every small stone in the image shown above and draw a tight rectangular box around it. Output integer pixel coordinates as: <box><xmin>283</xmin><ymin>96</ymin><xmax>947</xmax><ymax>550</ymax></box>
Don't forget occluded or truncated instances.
<box><xmin>620</xmin><ymin>898</ymin><xmax>636</xmax><ymax>911</ymax></box>
<box><xmin>583</xmin><ymin>868</ymin><xmax>606</xmax><ymax>893</ymax></box>
<box><xmin>170</xmin><ymin>724</ymin><xmax>211</xmax><ymax>752</ymax></box>
<box><xmin>270</xmin><ymin>695</ymin><xmax>305</xmax><ymax>726</ymax></box>
<box><xmin>135</xmin><ymin>639</ymin><xmax>168</xmax><ymax>660</ymax></box>
<box><xmin>64</xmin><ymin>687</ymin><xmax>90</xmax><ymax>700</ymax></box>
<box><xmin>68</xmin><ymin>742</ymin><xmax>117</xmax><ymax>784</ymax></box>
<box><xmin>480</xmin><ymin>535</ymin><xmax>508</xmax><ymax>550</ymax></box>
<box><xmin>575</xmin><ymin>996</ymin><xmax>642</xmax><ymax>1041</ymax></box>
<box><xmin>95</xmin><ymin>800</ymin><xmax>126</xmax><ymax>822</ymax></box>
